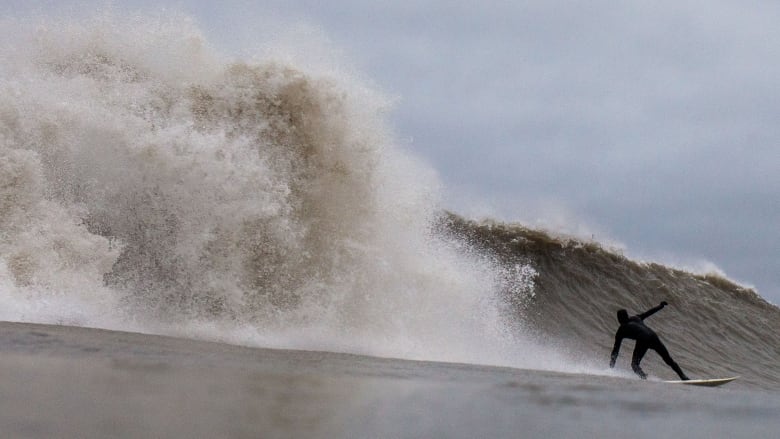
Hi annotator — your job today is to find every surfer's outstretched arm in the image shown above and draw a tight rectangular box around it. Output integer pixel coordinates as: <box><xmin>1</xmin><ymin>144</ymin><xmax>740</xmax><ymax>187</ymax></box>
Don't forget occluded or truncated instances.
<box><xmin>638</xmin><ymin>301</ymin><xmax>667</xmax><ymax>320</ymax></box>
<box><xmin>609</xmin><ymin>333</ymin><xmax>623</xmax><ymax>368</ymax></box>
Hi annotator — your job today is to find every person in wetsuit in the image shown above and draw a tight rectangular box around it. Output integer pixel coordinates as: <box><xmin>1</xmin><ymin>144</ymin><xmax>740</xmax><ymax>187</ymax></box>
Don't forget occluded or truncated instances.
<box><xmin>609</xmin><ymin>301</ymin><xmax>689</xmax><ymax>380</ymax></box>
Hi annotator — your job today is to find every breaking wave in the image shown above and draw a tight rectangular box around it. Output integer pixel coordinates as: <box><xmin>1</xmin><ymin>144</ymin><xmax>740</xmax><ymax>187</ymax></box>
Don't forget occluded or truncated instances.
<box><xmin>0</xmin><ymin>13</ymin><xmax>552</xmax><ymax>368</ymax></box>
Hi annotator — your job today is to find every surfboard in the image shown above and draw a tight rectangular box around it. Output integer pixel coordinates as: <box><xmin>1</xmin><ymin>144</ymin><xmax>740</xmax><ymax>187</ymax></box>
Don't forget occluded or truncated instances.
<box><xmin>664</xmin><ymin>376</ymin><xmax>738</xmax><ymax>387</ymax></box>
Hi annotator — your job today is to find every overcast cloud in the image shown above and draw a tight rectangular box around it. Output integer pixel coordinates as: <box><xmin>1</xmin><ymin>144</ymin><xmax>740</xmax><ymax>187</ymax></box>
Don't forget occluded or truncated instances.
<box><xmin>5</xmin><ymin>1</ymin><xmax>779</xmax><ymax>303</ymax></box>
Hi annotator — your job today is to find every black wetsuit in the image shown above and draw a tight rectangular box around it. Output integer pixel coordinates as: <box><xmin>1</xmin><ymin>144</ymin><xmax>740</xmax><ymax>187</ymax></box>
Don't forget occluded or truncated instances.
<box><xmin>610</xmin><ymin>303</ymin><xmax>689</xmax><ymax>380</ymax></box>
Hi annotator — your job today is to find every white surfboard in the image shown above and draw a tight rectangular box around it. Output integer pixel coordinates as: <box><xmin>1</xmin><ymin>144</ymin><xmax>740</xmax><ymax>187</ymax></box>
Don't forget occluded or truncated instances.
<box><xmin>664</xmin><ymin>376</ymin><xmax>738</xmax><ymax>387</ymax></box>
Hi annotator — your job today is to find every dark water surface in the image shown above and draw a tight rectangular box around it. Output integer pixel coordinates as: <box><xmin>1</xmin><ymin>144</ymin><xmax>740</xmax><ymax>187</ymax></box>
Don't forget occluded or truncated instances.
<box><xmin>1</xmin><ymin>322</ymin><xmax>777</xmax><ymax>439</ymax></box>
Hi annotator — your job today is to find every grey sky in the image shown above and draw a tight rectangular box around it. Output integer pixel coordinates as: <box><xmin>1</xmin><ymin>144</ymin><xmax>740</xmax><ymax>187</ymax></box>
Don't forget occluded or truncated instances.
<box><xmin>5</xmin><ymin>1</ymin><xmax>779</xmax><ymax>303</ymax></box>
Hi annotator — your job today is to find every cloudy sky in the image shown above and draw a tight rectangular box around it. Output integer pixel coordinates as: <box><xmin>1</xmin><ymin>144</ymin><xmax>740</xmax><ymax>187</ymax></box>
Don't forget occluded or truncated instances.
<box><xmin>6</xmin><ymin>1</ymin><xmax>779</xmax><ymax>303</ymax></box>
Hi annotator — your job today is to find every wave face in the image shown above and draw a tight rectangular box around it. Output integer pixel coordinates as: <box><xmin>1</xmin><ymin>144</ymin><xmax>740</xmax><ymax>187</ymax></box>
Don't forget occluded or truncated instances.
<box><xmin>444</xmin><ymin>214</ymin><xmax>780</xmax><ymax>389</ymax></box>
<box><xmin>0</xmin><ymin>14</ymin><xmax>556</xmax><ymax>368</ymax></box>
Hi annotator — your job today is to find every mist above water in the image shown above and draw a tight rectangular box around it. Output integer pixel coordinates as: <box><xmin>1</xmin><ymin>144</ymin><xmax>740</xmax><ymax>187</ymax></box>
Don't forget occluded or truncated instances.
<box><xmin>0</xmin><ymin>13</ymin><xmax>578</xmax><ymax>371</ymax></box>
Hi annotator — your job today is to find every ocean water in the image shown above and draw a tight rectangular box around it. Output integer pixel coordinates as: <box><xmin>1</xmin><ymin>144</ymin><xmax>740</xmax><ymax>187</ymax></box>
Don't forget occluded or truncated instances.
<box><xmin>1</xmin><ymin>11</ymin><xmax>778</xmax><ymax>429</ymax></box>
<box><xmin>1</xmin><ymin>322</ymin><xmax>779</xmax><ymax>438</ymax></box>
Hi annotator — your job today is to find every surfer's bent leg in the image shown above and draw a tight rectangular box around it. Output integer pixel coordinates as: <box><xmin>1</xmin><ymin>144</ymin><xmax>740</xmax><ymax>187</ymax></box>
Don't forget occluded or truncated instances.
<box><xmin>653</xmin><ymin>341</ymin><xmax>689</xmax><ymax>380</ymax></box>
<box><xmin>631</xmin><ymin>343</ymin><xmax>649</xmax><ymax>379</ymax></box>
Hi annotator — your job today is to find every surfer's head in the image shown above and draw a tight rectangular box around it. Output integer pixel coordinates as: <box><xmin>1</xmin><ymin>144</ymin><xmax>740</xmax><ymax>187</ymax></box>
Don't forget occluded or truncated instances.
<box><xmin>617</xmin><ymin>309</ymin><xmax>629</xmax><ymax>324</ymax></box>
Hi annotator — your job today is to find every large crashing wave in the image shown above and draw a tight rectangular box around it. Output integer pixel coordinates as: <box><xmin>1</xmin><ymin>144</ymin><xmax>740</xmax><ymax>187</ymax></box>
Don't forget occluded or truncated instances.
<box><xmin>0</xmin><ymin>14</ymin><xmax>556</xmax><ymax>368</ymax></box>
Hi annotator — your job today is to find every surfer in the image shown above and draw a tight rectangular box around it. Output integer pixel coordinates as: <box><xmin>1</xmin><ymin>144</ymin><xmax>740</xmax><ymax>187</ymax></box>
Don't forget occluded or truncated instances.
<box><xmin>609</xmin><ymin>301</ymin><xmax>689</xmax><ymax>380</ymax></box>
